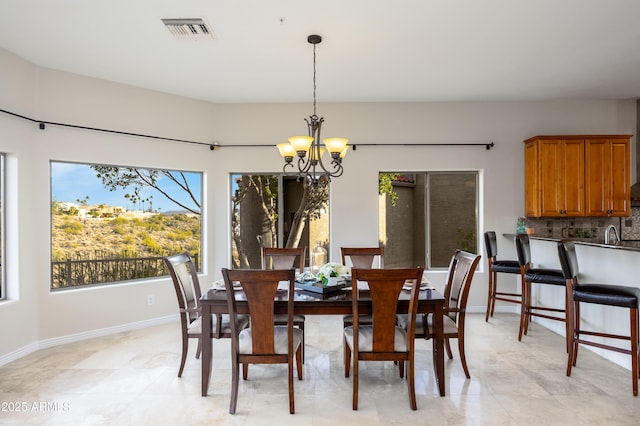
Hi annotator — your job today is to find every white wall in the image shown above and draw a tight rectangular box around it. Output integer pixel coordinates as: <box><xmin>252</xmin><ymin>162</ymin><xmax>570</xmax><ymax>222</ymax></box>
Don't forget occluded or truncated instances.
<box><xmin>0</xmin><ymin>46</ymin><xmax>636</xmax><ymax>362</ymax></box>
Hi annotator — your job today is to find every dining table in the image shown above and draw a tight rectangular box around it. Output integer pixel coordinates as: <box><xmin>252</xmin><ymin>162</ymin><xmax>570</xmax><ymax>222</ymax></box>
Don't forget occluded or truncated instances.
<box><xmin>199</xmin><ymin>281</ymin><xmax>446</xmax><ymax>398</ymax></box>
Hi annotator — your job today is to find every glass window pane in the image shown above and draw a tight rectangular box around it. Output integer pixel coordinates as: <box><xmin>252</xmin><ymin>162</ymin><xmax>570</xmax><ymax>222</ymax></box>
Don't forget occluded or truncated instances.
<box><xmin>50</xmin><ymin>161</ymin><xmax>202</xmax><ymax>290</ymax></box>
<box><xmin>379</xmin><ymin>171</ymin><xmax>478</xmax><ymax>270</ymax></box>
<box><xmin>428</xmin><ymin>172</ymin><xmax>478</xmax><ymax>268</ymax></box>
<box><xmin>231</xmin><ymin>174</ymin><xmax>329</xmax><ymax>269</ymax></box>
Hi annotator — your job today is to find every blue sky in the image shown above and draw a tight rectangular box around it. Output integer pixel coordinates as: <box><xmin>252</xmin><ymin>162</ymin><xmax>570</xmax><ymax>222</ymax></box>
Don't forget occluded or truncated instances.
<box><xmin>50</xmin><ymin>162</ymin><xmax>202</xmax><ymax>213</ymax></box>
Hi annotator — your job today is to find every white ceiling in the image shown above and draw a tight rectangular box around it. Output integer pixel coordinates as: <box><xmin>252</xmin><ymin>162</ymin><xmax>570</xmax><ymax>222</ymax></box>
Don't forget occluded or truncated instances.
<box><xmin>2</xmin><ymin>0</ymin><xmax>640</xmax><ymax>104</ymax></box>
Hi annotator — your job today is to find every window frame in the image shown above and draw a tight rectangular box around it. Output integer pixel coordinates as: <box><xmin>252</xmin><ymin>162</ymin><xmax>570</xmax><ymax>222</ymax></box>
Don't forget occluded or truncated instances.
<box><xmin>0</xmin><ymin>153</ymin><xmax>5</xmax><ymax>300</ymax></box>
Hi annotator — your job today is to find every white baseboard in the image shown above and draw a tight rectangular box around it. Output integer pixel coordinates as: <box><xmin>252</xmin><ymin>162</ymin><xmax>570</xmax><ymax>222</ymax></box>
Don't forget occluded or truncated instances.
<box><xmin>0</xmin><ymin>315</ymin><xmax>177</xmax><ymax>367</ymax></box>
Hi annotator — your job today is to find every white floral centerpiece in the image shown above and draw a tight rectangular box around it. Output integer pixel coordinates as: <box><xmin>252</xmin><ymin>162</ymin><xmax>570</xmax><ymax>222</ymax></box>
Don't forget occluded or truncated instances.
<box><xmin>317</xmin><ymin>262</ymin><xmax>348</xmax><ymax>286</ymax></box>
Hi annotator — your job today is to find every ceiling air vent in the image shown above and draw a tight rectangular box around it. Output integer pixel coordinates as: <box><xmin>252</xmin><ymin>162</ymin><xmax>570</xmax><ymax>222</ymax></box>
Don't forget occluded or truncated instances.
<box><xmin>161</xmin><ymin>18</ymin><xmax>214</xmax><ymax>39</ymax></box>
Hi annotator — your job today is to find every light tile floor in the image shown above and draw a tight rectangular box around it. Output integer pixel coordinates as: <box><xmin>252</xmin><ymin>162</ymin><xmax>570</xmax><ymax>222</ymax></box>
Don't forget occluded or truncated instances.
<box><xmin>1</xmin><ymin>313</ymin><xmax>639</xmax><ymax>425</ymax></box>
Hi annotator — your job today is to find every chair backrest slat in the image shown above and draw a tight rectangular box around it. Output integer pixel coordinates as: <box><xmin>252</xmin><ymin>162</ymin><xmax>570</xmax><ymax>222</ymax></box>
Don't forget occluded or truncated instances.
<box><xmin>164</xmin><ymin>252</ymin><xmax>201</xmax><ymax>321</ymax></box>
<box><xmin>515</xmin><ymin>234</ymin><xmax>532</xmax><ymax>267</ymax></box>
<box><xmin>443</xmin><ymin>250</ymin><xmax>481</xmax><ymax>323</ymax></box>
<box><xmin>341</xmin><ymin>247</ymin><xmax>384</xmax><ymax>269</ymax></box>
<box><xmin>351</xmin><ymin>267</ymin><xmax>423</xmax><ymax>352</ymax></box>
<box><xmin>484</xmin><ymin>231</ymin><xmax>498</xmax><ymax>259</ymax></box>
<box><xmin>262</xmin><ymin>247</ymin><xmax>305</xmax><ymax>271</ymax></box>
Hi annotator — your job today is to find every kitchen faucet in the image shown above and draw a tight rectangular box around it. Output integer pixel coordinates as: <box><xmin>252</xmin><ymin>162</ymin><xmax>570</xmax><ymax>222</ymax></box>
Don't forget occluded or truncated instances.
<box><xmin>604</xmin><ymin>224</ymin><xmax>620</xmax><ymax>245</ymax></box>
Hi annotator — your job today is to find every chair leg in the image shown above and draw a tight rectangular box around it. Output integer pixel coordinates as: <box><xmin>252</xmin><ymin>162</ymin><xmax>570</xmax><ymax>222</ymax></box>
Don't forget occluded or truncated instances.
<box><xmin>564</xmin><ymin>289</ymin><xmax>570</xmax><ymax>354</ymax></box>
<box><xmin>444</xmin><ymin>337</ymin><xmax>453</xmax><ymax>359</ymax></box>
<box><xmin>490</xmin><ymin>271</ymin><xmax>499</xmax><ymax>318</ymax></box>
<box><xmin>344</xmin><ymin>336</ymin><xmax>351</xmax><ymax>378</ymax></box>
<box><xmin>523</xmin><ymin>281</ymin><xmax>532</xmax><ymax>336</ymax></box>
<box><xmin>398</xmin><ymin>359</ymin><xmax>405</xmax><ymax>378</ymax></box>
<box><xmin>242</xmin><ymin>363</ymin><xmax>248</xmax><ymax>380</ymax></box>
<box><xmin>178</xmin><ymin>332</ymin><xmax>189</xmax><ymax>377</ymax></box>
<box><xmin>352</xmin><ymin>353</ymin><xmax>359</xmax><ymax>410</ymax></box>
<box><xmin>229</xmin><ymin>361</ymin><xmax>239</xmax><ymax>414</ymax></box>
<box><xmin>289</xmin><ymin>355</ymin><xmax>295</xmax><ymax>414</ymax></box>
<box><xmin>195</xmin><ymin>338</ymin><xmax>202</xmax><ymax>359</ymax></box>
<box><xmin>296</xmin><ymin>345</ymin><xmax>303</xmax><ymax>380</ymax></box>
<box><xmin>485</xmin><ymin>269</ymin><xmax>494</xmax><ymax>322</ymax></box>
<box><xmin>573</xmin><ymin>302</ymin><xmax>581</xmax><ymax>366</ymax></box>
<box><xmin>458</xmin><ymin>332</ymin><xmax>470</xmax><ymax>379</ymax></box>
<box><xmin>518</xmin><ymin>277</ymin><xmax>528</xmax><ymax>341</ymax></box>
<box><xmin>565</xmin><ymin>294</ymin><xmax>576</xmax><ymax>376</ymax></box>
<box><xmin>630</xmin><ymin>307</ymin><xmax>638</xmax><ymax>396</ymax></box>
<box><xmin>406</xmin><ymin>357</ymin><xmax>417</xmax><ymax>410</ymax></box>
<box><xmin>299</xmin><ymin>322</ymin><xmax>305</xmax><ymax>363</ymax></box>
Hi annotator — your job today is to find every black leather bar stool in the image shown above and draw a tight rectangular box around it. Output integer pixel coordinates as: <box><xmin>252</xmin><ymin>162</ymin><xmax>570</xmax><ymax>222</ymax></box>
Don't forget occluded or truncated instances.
<box><xmin>558</xmin><ymin>241</ymin><xmax>640</xmax><ymax>396</ymax></box>
<box><xmin>515</xmin><ymin>234</ymin><xmax>568</xmax><ymax>349</ymax></box>
<box><xmin>484</xmin><ymin>231</ymin><xmax>522</xmax><ymax>321</ymax></box>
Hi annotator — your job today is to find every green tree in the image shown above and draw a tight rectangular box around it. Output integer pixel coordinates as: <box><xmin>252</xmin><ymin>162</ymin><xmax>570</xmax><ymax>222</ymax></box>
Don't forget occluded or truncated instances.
<box><xmin>91</xmin><ymin>166</ymin><xmax>200</xmax><ymax>215</ymax></box>
<box><xmin>285</xmin><ymin>177</ymin><xmax>329</xmax><ymax>248</ymax></box>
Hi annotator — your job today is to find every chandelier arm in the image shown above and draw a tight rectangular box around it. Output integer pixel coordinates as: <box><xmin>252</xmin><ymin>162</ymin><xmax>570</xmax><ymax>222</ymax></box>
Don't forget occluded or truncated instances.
<box><xmin>282</xmin><ymin>162</ymin><xmax>295</xmax><ymax>174</ymax></box>
<box><xmin>297</xmin><ymin>156</ymin><xmax>313</xmax><ymax>175</ymax></box>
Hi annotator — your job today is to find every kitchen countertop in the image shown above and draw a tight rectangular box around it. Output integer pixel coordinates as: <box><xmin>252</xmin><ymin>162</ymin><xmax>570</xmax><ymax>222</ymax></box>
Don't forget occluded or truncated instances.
<box><xmin>503</xmin><ymin>233</ymin><xmax>640</xmax><ymax>252</ymax></box>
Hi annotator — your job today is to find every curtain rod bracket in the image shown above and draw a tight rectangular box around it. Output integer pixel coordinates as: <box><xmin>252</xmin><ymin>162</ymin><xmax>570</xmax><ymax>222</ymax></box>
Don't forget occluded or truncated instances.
<box><xmin>39</xmin><ymin>122</ymin><xmax>45</xmax><ymax>130</ymax></box>
<box><xmin>486</xmin><ymin>142</ymin><xmax>494</xmax><ymax>150</ymax></box>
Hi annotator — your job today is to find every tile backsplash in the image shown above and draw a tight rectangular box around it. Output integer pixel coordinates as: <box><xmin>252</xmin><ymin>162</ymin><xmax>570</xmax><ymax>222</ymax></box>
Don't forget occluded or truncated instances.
<box><xmin>620</xmin><ymin>206</ymin><xmax>640</xmax><ymax>240</ymax></box>
<box><xmin>524</xmin><ymin>206</ymin><xmax>640</xmax><ymax>241</ymax></box>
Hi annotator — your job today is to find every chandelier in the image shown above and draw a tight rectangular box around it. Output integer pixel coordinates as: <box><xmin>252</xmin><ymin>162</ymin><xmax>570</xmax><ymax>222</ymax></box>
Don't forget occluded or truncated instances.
<box><xmin>277</xmin><ymin>34</ymin><xmax>349</xmax><ymax>186</ymax></box>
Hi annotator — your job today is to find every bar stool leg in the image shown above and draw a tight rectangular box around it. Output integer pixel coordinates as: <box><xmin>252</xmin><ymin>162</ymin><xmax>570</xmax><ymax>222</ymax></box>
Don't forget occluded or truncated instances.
<box><xmin>518</xmin><ymin>274</ymin><xmax>528</xmax><ymax>341</ymax></box>
<box><xmin>566</xmin><ymin>293</ymin><xmax>577</xmax><ymax>376</ymax></box>
<box><xmin>485</xmin><ymin>269</ymin><xmax>494</xmax><ymax>322</ymax></box>
<box><xmin>631</xmin><ymin>307</ymin><xmax>638</xmax><ymax>396</ymax></box>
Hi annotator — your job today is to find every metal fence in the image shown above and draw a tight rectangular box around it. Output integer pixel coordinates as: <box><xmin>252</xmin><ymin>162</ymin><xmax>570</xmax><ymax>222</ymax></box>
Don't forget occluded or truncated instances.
<box><xmin>51</xmin><ymin>253</ymin><xmax>199</xmax><ymax>289</ymax></box>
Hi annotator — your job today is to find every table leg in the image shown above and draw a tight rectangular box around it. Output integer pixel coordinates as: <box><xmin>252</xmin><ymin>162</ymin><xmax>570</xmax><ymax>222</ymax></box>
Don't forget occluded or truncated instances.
<box><xmin>201</xmin><ymin>304</ymin><xmax>212</xmax><ymax>397</ymax></box>
<box><xmin>432</xmin><ymin>303</ymin><xmax>446</xmax><ymax>396</ymax></box>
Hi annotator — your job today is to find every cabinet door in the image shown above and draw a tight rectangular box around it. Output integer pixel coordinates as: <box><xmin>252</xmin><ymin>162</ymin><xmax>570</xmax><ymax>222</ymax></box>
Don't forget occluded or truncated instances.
<box><xmin>586</xmin><ymin>138</ymin><xmax>630</xmax><ymax>216</ymax></box>
<box><xmin>585</xmin><ymin>138</ymin><xmax>608</xmax><ymax>216</ymax></box>
<box><xmin>524</xmin><ymin>141</ymin><xmax>540</xmax><ymax>216</ymax></box>
<box><xmin>538</xmin><ymin>139</ymin><xmax>584</xmax><ymax>216</ymax></box>
<box><xmin>609</xmin><ymin>139</ymin><xmax>630</xmax><ymax>216</ymax></box>
<box><xmin>561</xmin><ymin>140</ymin><xmax>585</xmax><ymax>216</ymax></box>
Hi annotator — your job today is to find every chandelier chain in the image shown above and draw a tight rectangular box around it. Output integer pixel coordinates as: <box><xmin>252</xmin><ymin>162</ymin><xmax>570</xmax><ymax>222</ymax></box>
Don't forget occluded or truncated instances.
<box><xmin>312</xmin><ymin>42</ymin><xmax>317</xmax><ymax>117</ymax></box>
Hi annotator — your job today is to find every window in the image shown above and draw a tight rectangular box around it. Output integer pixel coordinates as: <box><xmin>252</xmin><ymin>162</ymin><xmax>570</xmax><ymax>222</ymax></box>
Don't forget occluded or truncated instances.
<box><xmin>0</xmin><ymin>153</ymin><xmax>4</xmax><ymax>299</ymax></box>
<box><xmin>50</xmin><ymin>161</ymin><xmax>202</xmax><ymax>290</ymax></box>
<box><xmin>231</xmin><ymin>174</ymin><xmax>329</xmax><ymax>269</ymax></box>
<box><xmin>379</xmin><ymin>171</ymin><xmax>478</xmax><ymax>269</ymax></box>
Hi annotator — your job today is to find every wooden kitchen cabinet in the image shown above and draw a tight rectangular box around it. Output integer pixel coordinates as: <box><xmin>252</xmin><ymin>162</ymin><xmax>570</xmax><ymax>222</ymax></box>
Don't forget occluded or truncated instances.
<box><xmin>585</xmin><ymin>137</ymin><xmax>631</xmax><ymax>216</ymax></box>
<box><xmin>524</xmin><ymin>135</ymin><xmax>631</xmax><ymax>217</ymax></box>
<box><xmin>525</xmin><ymin>137</ymin><xmax>584</xmax><ymax>217</ymax></box>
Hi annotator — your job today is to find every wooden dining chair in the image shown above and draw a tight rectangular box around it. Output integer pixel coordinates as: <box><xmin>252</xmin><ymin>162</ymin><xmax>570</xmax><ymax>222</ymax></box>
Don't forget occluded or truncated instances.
<box><xmin>424</xmin><ymin>249</ymin><xmax>481</xmax><ymax>379</ymax></box>
<box><xmin>221</xmin><ymin>268</ymin><xmax>303</xmax><ymax>414</ymax></box>
<box><xmin>340</xmin><ymin>247</ymin><xmax>384</xmax><ymax>328</ymax></box>
<box><xmin>261</xmin><ymin>246</ymin><xmax>307</xmax><ymax>361</ymax></box>
<box><xmin>343</xmin><ymin>266</ymin><xmax>423</xmax><ymax>410</ymax></box>
<box><xmin>164</xmin><ymin>252</ymin><xmax>249</xmax><ymax>377</ymax></box>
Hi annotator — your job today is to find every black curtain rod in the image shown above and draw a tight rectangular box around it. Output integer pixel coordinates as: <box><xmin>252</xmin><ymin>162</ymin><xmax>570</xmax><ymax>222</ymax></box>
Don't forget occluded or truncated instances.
<box><xmin>0</xmin><ymin>108</ymin><xmax>495</xmax><ymax>150</ymax></box>
<box><xmin>0</xmin><ymin>108</ymin><xmax>212</xmax><ymax>148</ymax></box>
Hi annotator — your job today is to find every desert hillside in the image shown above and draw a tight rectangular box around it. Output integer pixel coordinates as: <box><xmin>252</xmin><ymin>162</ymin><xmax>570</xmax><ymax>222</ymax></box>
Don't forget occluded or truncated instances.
<box><xmin>51</xmin><ymin>213</ymin><xmax>201</xmax><ymax>261</ymax></box>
